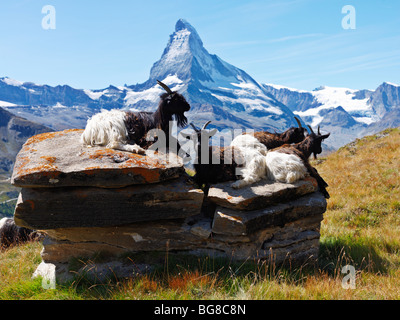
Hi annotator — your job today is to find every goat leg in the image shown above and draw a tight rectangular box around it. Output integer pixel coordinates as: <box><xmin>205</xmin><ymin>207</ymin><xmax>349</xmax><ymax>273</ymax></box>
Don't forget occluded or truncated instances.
<box><xmin>108</xmin><ymin>141</ymin><xmax>146</xmax><ymax>155</ymax></box>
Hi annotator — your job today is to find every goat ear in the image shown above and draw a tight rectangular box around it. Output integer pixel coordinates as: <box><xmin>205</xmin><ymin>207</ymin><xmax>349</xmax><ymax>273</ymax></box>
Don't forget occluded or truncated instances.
<box><xmin>209</xmin><ymin>128</ymin><xmax>218</xmax><ymax>137</ymax></box>
<box><xmin>321</xmin><ymin>133</ymin><xmax>330</xmax><ymax>140</ymax></box>
<box><xmin>178</xmin><ymin>131</ymin><xmax>192</xmax><ymax>140</ymax></box>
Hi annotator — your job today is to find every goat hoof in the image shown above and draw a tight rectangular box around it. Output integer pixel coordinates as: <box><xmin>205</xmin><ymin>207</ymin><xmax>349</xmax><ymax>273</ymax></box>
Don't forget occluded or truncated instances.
<box><xmin>135</xmin><ymin>148</ymin><xmax>146</xmax><ymax>155</ymax></box>
<box><xmin>231</xmin><ymin>181</ymin><xmax>242</xmax><ymax>189</ymax></box>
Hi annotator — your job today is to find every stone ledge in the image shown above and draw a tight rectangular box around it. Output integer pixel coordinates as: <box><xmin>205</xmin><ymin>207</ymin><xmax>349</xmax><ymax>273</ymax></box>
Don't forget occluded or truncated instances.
<box><xmin>207</xmin><ymin>176</ymin><xmax>318</xmax><ymax>211</ymax></box>
<box><xmin>14</xmin><ymin>176</ymin><xmax>204</xmax><ymax>229</ymax></box>
<box><xmin>211</xmin><ymin>192</ymin><xmax>326</xmax><ymax>236</ymax></box>
<box><xmin>11</xmin><ymin>129</ymin><xmax>184</xmax><ymax>188</ymax></box>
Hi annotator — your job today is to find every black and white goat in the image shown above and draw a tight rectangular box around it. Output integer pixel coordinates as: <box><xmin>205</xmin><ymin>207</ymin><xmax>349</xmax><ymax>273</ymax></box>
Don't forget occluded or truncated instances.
<box><xmin>187</xmin><ymin>121</ymin><xmax>268</xmax><ymax>189</ymax></box>
<box><xmin>189</xmin><ymin>121</ymin><xmax>330</xmax><ymax>197</ymax></box>
<box><xmin>0</xmin><ymin>217</ymin><xmax>41</xmax><ymax>249</ymax></box>
<box><xmin>265</xmin><ymin>125</ymin><xmax>331</xmax><ymax>198</ymax></box>
<box><xmin>244</xmin><ymin>117</ymin><xmax>307</xmax><ymax>150</ymax></box>
<box><xmin>81</xmin><ymin>80</ymin><xmax>190</xmax><ymax>154</ymax></box>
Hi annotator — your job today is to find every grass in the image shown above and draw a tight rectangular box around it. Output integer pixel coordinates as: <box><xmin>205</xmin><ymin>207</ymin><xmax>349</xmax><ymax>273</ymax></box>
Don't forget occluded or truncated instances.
<box><xmin>0</xmin><ymin>128</ymin><xmax>399</xmax><ymax>300</ymax></box>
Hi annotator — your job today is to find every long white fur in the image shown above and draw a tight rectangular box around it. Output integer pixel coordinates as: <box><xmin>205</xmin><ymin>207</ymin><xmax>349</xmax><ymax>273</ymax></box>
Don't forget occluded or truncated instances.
<box><xmin>265</xmin><ymin>151</ymin><xmax>308</xmax><ymax>183</ymax></box>
<box><xmin>230</xmin><ymin>134</ymin><xmax>269</xmax><ymax>189</ymax></box>
<box><xmin>80</xmin><ymin>109</ymin><xmax>145</xmax><ymax>154</ymax></box>
<box><xmin>0</xmin><ymin>217</ymin><xmax>7</xmax><ymax>231</ymax></box>
<box><xmin>229</xmin><ymin>134</ymin><xmax>308</xmax><ymax>188</ymax></box>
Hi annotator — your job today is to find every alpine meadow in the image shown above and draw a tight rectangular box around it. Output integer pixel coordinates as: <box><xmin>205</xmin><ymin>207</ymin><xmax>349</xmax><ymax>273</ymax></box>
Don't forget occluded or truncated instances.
<box><xmin>1</xmin><ymin>1</ymin><xmax>400</xmax><ymax>302</ymax></box>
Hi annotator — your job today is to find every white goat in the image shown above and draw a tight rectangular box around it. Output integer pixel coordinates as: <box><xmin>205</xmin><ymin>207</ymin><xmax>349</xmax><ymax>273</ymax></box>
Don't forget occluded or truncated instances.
<box><xmin>230</xmin><ymin>134</ymin><xmax>269</xmax><ymax>189</ymax></box>
<box><xmin>265</xmin><ymin>151</ymin><xmax>308</xmax><ymax>183</ymax></box>
<box><xmin>230</xmin><ymin>132</ymin><xmax>308</xmax><ymax>188</ymax></box>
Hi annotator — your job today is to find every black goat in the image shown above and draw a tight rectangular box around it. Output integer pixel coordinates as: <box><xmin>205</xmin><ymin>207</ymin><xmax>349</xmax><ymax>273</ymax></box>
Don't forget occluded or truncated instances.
<box><xmin>0</xmin><ymin>218</ymin><xmax>41</xmax><ymax>249</ymax></box>
<box><xmin>187</xmin><ymin>121</ymin><xmax>272</xmax><ymax>189</ymax></box>
<box><xmin>81</xmin><ymin>80</ymin><xmax>191</xmax><ymax>154</ymax></box>
<box><xmin>187</xmin><ymin>121</ymin><xmax>243</xmax><ymax>187</ymax></box>
<box><xmin>271</xmin><ymin>125</ymin><xmax>331</xmax><ymax>198</ymax></box>
<box><xmin>246</xmin><ymin>117</ymin><xmax>307</xmax><ymax>150</ymax></box>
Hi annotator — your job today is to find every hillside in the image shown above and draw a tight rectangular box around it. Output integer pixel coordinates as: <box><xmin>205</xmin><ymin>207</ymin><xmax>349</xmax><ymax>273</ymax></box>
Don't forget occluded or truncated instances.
<box><xmin>0</xmin><ymin>107</ymin><xmax>52</xmax><ymax>217</ymax></box>
<box><xmin>316</xmin><ymin>127</ymin><xmax>400</xmax><ymax>276</ymax></box>
<box><xmin>0</xmin><ymin>127</ymin><xmax>399</xmax><ymax>299</ymax></box>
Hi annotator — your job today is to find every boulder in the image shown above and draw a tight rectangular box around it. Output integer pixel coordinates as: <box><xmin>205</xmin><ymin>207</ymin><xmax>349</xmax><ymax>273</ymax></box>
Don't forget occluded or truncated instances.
<box><xmin>11</xmin><ymin>129</ymin><xmax>184</xmax><ymax>188</ymax></box>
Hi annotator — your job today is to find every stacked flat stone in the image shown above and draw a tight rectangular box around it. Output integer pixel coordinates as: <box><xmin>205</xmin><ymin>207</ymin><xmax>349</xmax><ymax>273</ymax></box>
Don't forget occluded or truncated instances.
<box><xmin>206</xmin><ymin>178</ymin><xmax>327</xmax><ymax>264</ymax></box>
<box><xmin>11</xmin><ymin>129</ymin><xmax>204</xmax><ymax>278</ymax></box>
<box><xmin>11</xmin><ymin>129</ymin><xmax>327</xmax><ymax>281</ymax></box>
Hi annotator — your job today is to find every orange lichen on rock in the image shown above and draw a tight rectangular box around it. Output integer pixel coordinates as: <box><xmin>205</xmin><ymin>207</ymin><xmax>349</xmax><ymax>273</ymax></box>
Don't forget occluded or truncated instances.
<box><xmin>122</xmin><ymin>167</ymin><xmax>160</xmax><ymax>183</ymax></box>
<box><xmin>40</xmin><ymin>156</ymin><xmax>57</xmax><ymax>165</ymax></box>
<box><xmin>14</xmin><ymin>154</ymin><xmax>59</xmax><ymax>179</ymax></box>
<box><xmin>88</xmin><ymin>148</ymin><xmax>120</xmax><ymax>160</ymax></box>
<box><xmin>12</xmin><ymin>129</ymin><xmax>183</xmax><ymax>188</ymax></box>
<box><xmin>88</xmin><ymin>148</ymin><xmax>167</xmax><ymax>170</ymax></box>
<box><xmin>303</xmin><ymin>176</ymin><xmax>318</xmax><ymax>188</ymax></box>
<box><xmin>24</xmin><ymin>129</ymin><xmax>83</xmax><ymax>147</ymax></box>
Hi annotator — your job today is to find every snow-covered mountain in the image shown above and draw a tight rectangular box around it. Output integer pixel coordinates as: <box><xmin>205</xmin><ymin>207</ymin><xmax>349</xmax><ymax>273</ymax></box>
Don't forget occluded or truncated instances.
<box><xmin>0</xmin><ymin>19</ymin><xmax>399</xmax><ymax>151</ymax></box>
<box><xmin>0</xmin><ymin>19</ymin><xmax>301</xmax><ymax>135</ymax></box>
<box><xmin>263</xmin><ymin>82</ymin><xmax>400</xmax><ymax>149</ymax></box>
<box><xmin>125</xmin><ymin>19</ymin><xmax>298</xmax><ymax>132</ymax></box>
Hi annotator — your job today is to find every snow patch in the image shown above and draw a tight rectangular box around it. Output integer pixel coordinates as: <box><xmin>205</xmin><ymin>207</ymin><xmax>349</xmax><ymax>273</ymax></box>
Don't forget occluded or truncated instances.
<box><xmin>84</xmin><ymin>89</ymin><xmax>105</xmax><ymax>100</ymax></box>
<box><xmin>311</xmin><ymin>86</ymin><xmax>371</xmax><ymax>113</ymax></box>
<box><xmin>264</xmin><ymin>83</ymin><xmax>308</xmax><ymax>93</ymax></box>
<box><xmin>1</xmin><ymin>77</ymin><xmax>23</xmax><ymax>87</ymax></box>
<box><xmin>0</xmin><ymin>100</ymin><xmax>17</xmax><ymax>107</ymax></box>
<box><xmin>383</xmin><ymin>81</ymin><xmax>399</xmax><ymax>87</ymax></box>
<box><xmin>354</xmin><ymin>117</ymin><xmax>375</xmax><ymax>125</ymax></box>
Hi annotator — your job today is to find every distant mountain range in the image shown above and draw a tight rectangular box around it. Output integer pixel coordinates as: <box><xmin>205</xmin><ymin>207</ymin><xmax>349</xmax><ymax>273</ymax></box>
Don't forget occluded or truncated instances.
<box><xmin>263</xmin><ymin>82</ymin><xmax>400</xmax><ymax>148</ymax></box>
<box><xmin>1</xmin><ymin>19</ymin><xmax>399</xmax><ymax>151</ymax></box>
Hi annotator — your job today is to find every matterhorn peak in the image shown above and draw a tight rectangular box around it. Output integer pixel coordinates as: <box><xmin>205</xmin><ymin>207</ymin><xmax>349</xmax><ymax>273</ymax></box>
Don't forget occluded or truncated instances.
<box><xmin>175</xmin><ymin>19</ymin><xmax>201</xmax><ymax>41</ymax></box>
<box><xmin>148</xmin><ymin>19</ymin><xmax>209</xmax><ymax>83</ymax></box>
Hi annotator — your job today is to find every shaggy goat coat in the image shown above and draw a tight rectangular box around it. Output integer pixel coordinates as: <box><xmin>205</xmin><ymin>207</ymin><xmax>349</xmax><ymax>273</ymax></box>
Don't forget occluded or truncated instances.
<box><xmin>247</xmin><ymin>117</ymin><xmax>306</xmax><ymax>150</ymax></box>
<box><xmin>229</xmin><ymin>134</ymin><xmax>269</xmax><ymax>189</ymax></box>
<box><xmin>272</xmin><ymin>126</ymin><xmax>331</xmax><ymax>198</ymax></box>
<box><xmin>80</xmin><ymin>81</ymin><xmax>190</xmax><ymax>154</ymax></box>
<box><xmin>265</xmin><ymin>151</ymin><xmax>308</xmax><ymax>183</ymax></box>
<box><xmin>80</xmin><ymin>109</ymin><xmax>132</xmax><ymax>149</ymax></box>
<box><xmin>0</xmin><ymin>218</ymin><xmax>39</xmax><ymax>249</ymax></box>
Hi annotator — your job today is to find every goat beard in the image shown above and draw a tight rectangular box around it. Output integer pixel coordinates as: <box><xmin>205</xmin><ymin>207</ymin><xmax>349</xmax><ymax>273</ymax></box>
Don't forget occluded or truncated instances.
<box><xmin>174</xmin><ymin>113</ymin><xmax>188</xmax><ymax>128</ymax></box>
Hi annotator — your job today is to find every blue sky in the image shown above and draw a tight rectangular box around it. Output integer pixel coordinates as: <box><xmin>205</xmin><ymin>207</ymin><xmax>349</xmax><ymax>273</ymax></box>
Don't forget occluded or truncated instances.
<box><xmin>0</xmin><ymin>0</ymin><xmax>399</xmax><ymax>91</ymax></box>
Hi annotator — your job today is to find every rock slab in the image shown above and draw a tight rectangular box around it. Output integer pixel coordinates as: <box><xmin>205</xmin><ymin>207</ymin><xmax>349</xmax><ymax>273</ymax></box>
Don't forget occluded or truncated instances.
<box><xmin>207</xmin><ymin>176</ymin><xmax>318</xmax><ymax>211</ymax></box>
<box><xmin>11</xmin><ymin>129</ymin><xmax>184</xmax><ymax>188</ymax></box>
<box><xmin>211</xmin><ymin>191</ymin><xmax>327</xmax><ymax>236</ymax></box>
<box><xmin>14</xmin><ymin>176</ymin><xmax>204</xmax><ymax>229</ymax></box>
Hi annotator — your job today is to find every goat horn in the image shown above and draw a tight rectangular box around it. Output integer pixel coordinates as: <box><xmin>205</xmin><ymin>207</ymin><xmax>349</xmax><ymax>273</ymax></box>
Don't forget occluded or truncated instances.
<box><xmin>307</xmin><ymin>125</ymin><xmax>315</xmax><ymax>134</ymax></box>
<box><xmin>190</xmin><ymin>123</ymin><xmax>200</xmax><ymax>132</ymax></box>
<box><xmin>294</xmin><ymin>117</ymin><xmax>302</xmax><ymax>128</ymax></box>
<box><xmin>157</xmin><ymin>80</ymin><xmax>173</xmax><ymax>95</ymax></box>
<box><xmin>318</xmin><ymin>125</ymin><xmax>321</xmax><ymax>135</ymax></box>
<box><xmin>202</xmin><ymin>121</ymin><xmax>212</xmax><ymax>130</ymax></box>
